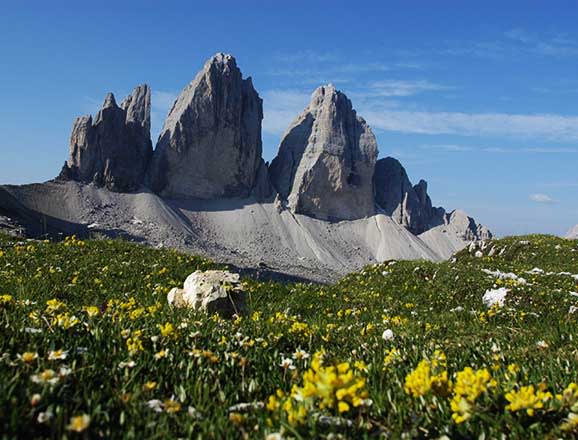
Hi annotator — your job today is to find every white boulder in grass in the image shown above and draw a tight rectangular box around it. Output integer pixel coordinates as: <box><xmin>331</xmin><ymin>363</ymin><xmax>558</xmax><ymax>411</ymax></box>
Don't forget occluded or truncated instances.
<box><xmin>167</xmin><ymin>270</ymin><xmax>248</xmax><ymax>318</ymax></box>
<box><xmin>482</xmin><ymin>287</ymin><xmax>509</xmax><ymax>308</ymax></box>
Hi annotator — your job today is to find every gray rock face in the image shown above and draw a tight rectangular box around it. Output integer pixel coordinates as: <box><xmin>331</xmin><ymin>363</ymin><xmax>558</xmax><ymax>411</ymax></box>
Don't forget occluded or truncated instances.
<box><xmin>269</xmin><ymin>84</ymin><xmax>378</xmax><ymax>221</ymax></box>
<box><xmin>374</xmin><ymin>157</ymin><xmax>491</xmax><ymax>240</ymax></box>
<box><xmin>59</xmin><ymin>85</ymin><xmax>152</xmax><ymax>192</ymax></box>
<box><xmin>566</xmin><ymin>225</ymin><xmax>578</xmax><ymax>239</ymax></box>
<box><xmin>148</xmin><ymin>53</ymin><xmax>264</xmax><ymax>199</ymax></box>
<box><xmin>442</xmin><ymin>209</ymin><xmax>493</xmax><ymax>242</ymax></box>
<box><xmin>167</xmin><ymin>270</ymin><xmax>248</xmax><ymax>318</ymax></box>
<box><xmin>374</xmin><ymin>157</ymin><xmax>443</xmax><ymax>234</ymax></box>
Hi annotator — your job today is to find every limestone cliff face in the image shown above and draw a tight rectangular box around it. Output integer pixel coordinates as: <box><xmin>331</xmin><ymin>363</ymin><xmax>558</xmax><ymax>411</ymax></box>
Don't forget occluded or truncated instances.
<box><xmin>59</xmin><ymin>85</ymin><xmax>152</xmax><ymax>192</ymax></box>
<box><xmin>269</xmin><ymin>84</ymin><xmax>378</xmax><ymax>221</ymax></box>
<box><xmin>147</xmin><ymin>53</ymin><xmax>268</xmax><ymax>199</ymax></box>
<box><xmin>374</xmin><ymin>157</ymin><xmax>491</xmax><ymax>240</ymax></box>
<box><xmin>374</xmin><ymin>157</ymin><xmax>443</xmax><ymax>234</ymax></box>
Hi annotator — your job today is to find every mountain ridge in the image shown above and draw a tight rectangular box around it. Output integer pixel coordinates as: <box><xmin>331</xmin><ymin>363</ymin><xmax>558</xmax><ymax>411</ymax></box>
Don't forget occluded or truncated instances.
<box><xmin>0</xmin><ymin>52</ymin><xmax>492</xmax><ymax>281</ymax></box>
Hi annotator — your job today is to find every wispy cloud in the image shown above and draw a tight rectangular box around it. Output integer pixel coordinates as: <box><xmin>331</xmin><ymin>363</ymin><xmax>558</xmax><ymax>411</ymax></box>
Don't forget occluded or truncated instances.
<box><xmin>505</xmin><ymin>28</ymin><xmax>578</xmax><ymax>57</ymax></box>
<box><xmin>419</xmin><ymin>144</ymin><xmax>473</xmax><ymax>152</ymax></box>
<box><xmin>360</xmin><ymin>110</ymin><xmax>578</xmax><ymax>141</ymax></box>
<box><xmin>418</xmin><ymin>144</ymin><xmax>578</xmax><ymax>154</ymax></box>
<box><xmin>368</xmin><ymin>80</ymin><xmax>450</xmax><ymax>97</ymax></box>
<box><xmin>261</xmin><ymin>89</ymin><xmax>311</xmax><ymax>135</ymax></box>
<box><xmin>273</xmin><ymin>50</ymin><xmax>339</xmax><ymax>64</ymax></box>
<box><xmin>441</xmin><ymin>29</ymin><xmax>578</xmax><ymax>59</ymax></box>
<box><xmin>529</xmin><ymin>193</ymin><xmax>558</xmax><ymax>204</ymax></box>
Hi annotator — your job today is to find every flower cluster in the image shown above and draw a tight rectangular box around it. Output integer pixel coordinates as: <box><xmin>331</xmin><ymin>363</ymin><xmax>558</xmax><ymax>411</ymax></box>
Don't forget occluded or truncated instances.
<box><xmin>268</xmin><ymin>351</ymin><xmax>369</xmax><ymax>425</ymax></box>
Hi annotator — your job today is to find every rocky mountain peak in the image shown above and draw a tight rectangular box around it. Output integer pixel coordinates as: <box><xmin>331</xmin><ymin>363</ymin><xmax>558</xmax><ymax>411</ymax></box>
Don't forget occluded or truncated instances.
<box><xmin>102</xmin><ymin>92</ymin><xmax>117</xmax><ymax>109</ymax></box>
<box><xmin>147</xmin><ymin>53</ymin><xmax>270</xmax><ymax>199</ymax></box>
<box><xmin>121</xmin><ymin>84</ymin><xmax>151</xmax><ymax>132</ymax></box>
<box><xmin>269</xmin><ymin>84</ymin><xmax>378</xmax><ymax>221</ymax></box>
<box><xmin>58</xmin><ymin>84</ymin><xmax>152</xmax><ymax>192</ymax></box>
<box><xmin>374</xmin><ymin>157</ymin><xmax>490</xmax><ymax>241</ymax></box>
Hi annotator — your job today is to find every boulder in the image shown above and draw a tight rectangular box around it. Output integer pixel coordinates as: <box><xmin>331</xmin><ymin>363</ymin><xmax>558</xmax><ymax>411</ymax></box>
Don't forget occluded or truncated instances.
<box><xmin>148</xmin><ymin>53</ymin><xmax>265</xmax><ymax>199</ymax></box>
<box><xmin>269</xmin><ymin>84</ymin><xmax>378</xmax><ymax>221</ymax></box>
<box><xmin>59</xmin><ymin>85</ymin><xmax>152</xmax><ymax>192</ymax></box>
<box><xmin>167</xmin><ymin>270</ymin><xmax>248</xmax><ymax>318</ymax></box>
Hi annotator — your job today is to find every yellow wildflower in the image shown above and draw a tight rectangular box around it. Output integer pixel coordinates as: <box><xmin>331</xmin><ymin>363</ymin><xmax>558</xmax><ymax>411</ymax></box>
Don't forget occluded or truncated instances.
<box><xmin>505</xmin><ymin>385</ymin><xmax>552</xmax><ymax>416</ymax></box>
<box><xmin>67</xmin><ymin>414</ymin><xmax>90</xmax><ymax>432</ymax></box>
<box><xmin>154</xmin><ymin>349</ymin><xmax>169</xmax><ymax>360</ymax></box>
<box><xmin>404</xmin><ymin>351</ymin><xmax>451</xmax><ymax>398</ymax></box>
<box><xmin>164</xmin><ymin>399</ymin><xmax>181</xmax><ymax>414</ymax></box>
<box><xmin>143</xmin><ymin>381</ymin><xmax>157</xmax><ymax>391</ymax></box>
<box><xmin>229</xmin><ymin>412</ymin><xmax>244</xmax><ymax>425</ymax></box>
<box><xmin>45</xmin><ymin>299</ymin><xmax>65</xmax><ymax>314</ymax></box>
<box><xmin>83</xmin><ymin>306</ymin><xmax>99</xmax><ymax>317</ymax></box>
<box><xmin>450</xmin><ymin>367</ymin><xmax>494</xmax><ymax>424</ymax></box>
<box><xmin>383</xmin><ymin>348</ymin><xmax>400</xmax><ymax>370</ymax></box>
<box><xmin>126</xmin><ymin>336</ymin><xmax>144</xmax><ymax>355</ymax></box>
<box><xmin>158</xmin><ymin>322</ymin><xmax>176</xmax><ymax>338</ymax></box>
<box><xmin>19</xmin><ymin>352</ymin><xmax>38</xmax><ymax>363</ymax></box>
<box><xmin>561</xmin><ymin>413</ymin><xmax>578</xmax><ymax>433</ymax></box>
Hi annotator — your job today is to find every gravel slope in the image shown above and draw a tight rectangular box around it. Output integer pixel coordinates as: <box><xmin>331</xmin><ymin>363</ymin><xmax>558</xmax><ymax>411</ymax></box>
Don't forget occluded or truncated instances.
<box><xmin>1</xmin><ymin>181</ymin><xmax>464</xmax><ymax>282</ymax></box>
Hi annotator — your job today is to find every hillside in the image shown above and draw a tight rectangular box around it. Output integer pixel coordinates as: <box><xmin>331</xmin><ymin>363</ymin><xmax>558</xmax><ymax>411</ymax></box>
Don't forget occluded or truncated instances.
<box><xmin>1</xmin><ymin>233</ymin><xmax>577</xmax><ymax>438</ymax></box>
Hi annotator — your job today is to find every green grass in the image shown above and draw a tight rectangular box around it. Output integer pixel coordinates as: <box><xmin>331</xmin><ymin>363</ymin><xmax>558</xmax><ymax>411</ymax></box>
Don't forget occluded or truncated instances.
<box><xmin>1</xmin><ymin>233</ymin><xmax>577</xmax><ymax>438</ymax></box>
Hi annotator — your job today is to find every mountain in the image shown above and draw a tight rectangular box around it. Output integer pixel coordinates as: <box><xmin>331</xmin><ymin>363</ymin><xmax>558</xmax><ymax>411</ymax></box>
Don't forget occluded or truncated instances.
<box><xmin>0</xmin><ymin>53</ymin><xmax>491</xmax><ymax>282</ymax></box>
<box><xmin>566</xmin><ymin>225</ymin><xmax>578</xmax><ymax>239</ymax></box>
<box><xmin>269</xmin><ymin>84</ymin><xmax>377</xmax><ymax>221</ymax></box>
<box><xmin>374</xmin><ymin>157</ymin><xmax>445</xmax><ymax>234</ymax></box>
<box><xmin>58</xmin><ymin>85</ymin><xmax>152</xmax><ymax>192</ymax></box>
<box><xmin>147</xmin><ymin>53</ymin><xmax>270</xmax><ymax>199</ymax></box>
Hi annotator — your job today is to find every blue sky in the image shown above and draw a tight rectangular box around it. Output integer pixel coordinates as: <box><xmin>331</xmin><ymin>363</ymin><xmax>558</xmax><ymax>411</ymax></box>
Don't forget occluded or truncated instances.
<box><xmin>1</xmin><ymin>1</ymin><xmax>577</xmax><ymax>236</ymax></box>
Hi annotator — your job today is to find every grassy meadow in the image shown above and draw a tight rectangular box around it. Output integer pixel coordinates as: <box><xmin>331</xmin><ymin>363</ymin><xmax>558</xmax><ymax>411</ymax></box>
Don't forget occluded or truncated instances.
<box><xmin>1</xmin><ymin>232</ymin><xmax>578</xmax><ymax>438</ymax></box>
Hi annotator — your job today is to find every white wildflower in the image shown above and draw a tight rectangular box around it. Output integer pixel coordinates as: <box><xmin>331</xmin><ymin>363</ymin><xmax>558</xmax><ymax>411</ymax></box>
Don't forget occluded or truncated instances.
<box><xmin>382</xmin><ymin>329</ymin><xmax>394</xmax><ymax>341</ymax></box>
<box><xmin>279</xmin><ymin>357</ymin><xmax>296</xmax><ymax>370</ymax></box>
<box><xmin>146</xmin><ymin>399</ymin><xmax>164</xmax><ymax>412</ymax></box>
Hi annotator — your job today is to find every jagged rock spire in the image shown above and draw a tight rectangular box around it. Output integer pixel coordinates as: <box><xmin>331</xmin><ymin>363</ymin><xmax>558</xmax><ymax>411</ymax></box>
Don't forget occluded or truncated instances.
<box><xmin>374</xmin><ymin>156</ymin><xmax>492</xmax><ymax>240</ymax></box>
<box><xmin>269</xmin><ymin>84</ymin><xmax>378</xmax><ymax>221</ymax></box>
<box><xmin>373</xmin><ymin>157</ymin><xmax>443</xmax><ymax>234</ymax></box>
<box><xmin>147</xmin><ymin>53</ymin><xmax>270</xmax><ymax>199</ymax></box>
<box><xmin>59</xmin><ymin>84</ymin><xmax>152</xmax><ymax>192</ymax></box>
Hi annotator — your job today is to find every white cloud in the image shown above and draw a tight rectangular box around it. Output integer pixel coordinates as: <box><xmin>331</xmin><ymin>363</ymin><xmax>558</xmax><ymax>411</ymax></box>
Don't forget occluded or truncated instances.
<box><xmin>419</xmin><ymin>144</ymin><xmax>578</xmax><ymax>154</ymax></box>
<box><xmin>360</xmin><ymin>110</ymin><xmax>578</xmax><ymax>141</ymax></box>
<box><xmin>369</xmin><ymin>80</ymin><xmax>450</xmax><ymax>97</ymax></box>
<box><xmin>419</xmin><ymin>144</ymin><xmax>473</xmax><ymax>152</ymax></box>
<box><xmin>529</xmin><ymin>193</ymin><xmax>558</xmax><ymax>204</ymax></box>
<box><xmin>261</xmin><ymin>89</ymin><xmax>311</xmax><ymax>135</ymax></box>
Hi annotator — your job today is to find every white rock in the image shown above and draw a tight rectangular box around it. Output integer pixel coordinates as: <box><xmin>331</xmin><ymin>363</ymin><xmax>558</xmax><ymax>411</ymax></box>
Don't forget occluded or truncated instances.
<box><xmin>482</xmin><ymin>287</ymin><xmax>509</xmax><ymax>308</ymax></box>
<box><xmin>167</xmin><ymin>270</ymin><xmax>247</xmax><ymax>318</ymax></box>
